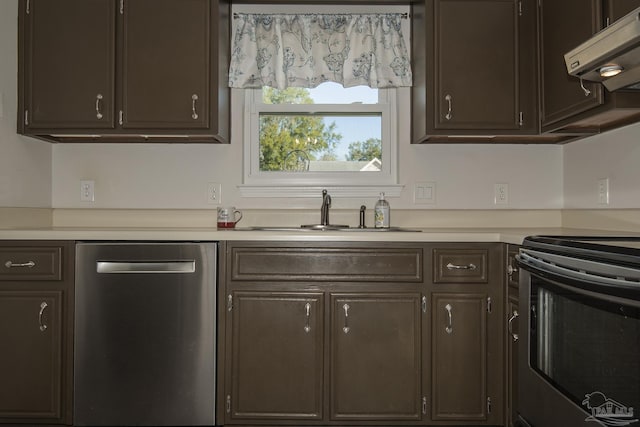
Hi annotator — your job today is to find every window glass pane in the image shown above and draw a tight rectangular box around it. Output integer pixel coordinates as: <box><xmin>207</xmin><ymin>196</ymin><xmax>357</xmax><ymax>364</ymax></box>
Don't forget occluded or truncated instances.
<box><xmin>259</xmin><ymin>114</ymin><xmax>382</xmax><ymax>172</ymax></box>
<box><xmin>262</xmin><ymin>83</ymin><xmax>379</xmax><ymax>105</ymax></box>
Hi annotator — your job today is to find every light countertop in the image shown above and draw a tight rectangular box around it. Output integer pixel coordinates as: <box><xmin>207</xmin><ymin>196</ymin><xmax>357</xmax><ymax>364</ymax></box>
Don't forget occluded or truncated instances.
<box><xmin>0</xmin><ymin>226</ymin><xmax>633</xmax><ymax>245</ymax></box>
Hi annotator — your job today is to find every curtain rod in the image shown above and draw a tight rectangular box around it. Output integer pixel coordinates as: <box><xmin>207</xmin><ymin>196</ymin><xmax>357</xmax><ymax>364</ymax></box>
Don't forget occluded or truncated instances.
<box><xmin>232</xmin><ymin>12</ymin><xmax>409</xmax><ymax>19</ymax></box>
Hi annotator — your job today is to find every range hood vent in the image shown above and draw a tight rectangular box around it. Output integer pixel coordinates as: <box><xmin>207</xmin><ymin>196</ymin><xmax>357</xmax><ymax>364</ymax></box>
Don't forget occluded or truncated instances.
<box><xmin>564</xmin><ymin>7</ymin><xmax>640</xmax><ymax>92</ymax></box>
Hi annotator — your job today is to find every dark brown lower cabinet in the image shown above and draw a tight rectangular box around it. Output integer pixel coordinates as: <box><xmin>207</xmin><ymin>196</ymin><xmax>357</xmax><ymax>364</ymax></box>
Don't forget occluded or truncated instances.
<box><xmin>431</xmin><ymin>293</ymin><xmax>488</xmax><ymax>421</ymax></box>
<box><xmin>505</xmin><ymin>244</ymin><xmax>520</xmax><ymax>427</ymax></box>
<box><xmin>225</xmin><ymin>290</ymin><xmax>423</xmax><ymax>424</ymax></box>
<box><xmin>330</xmin><ymin>293</ymin><xmax>422</xmax><ymax>421</ymax></box>
<box><xmin>221</xmin><ymin>241</ymin><xmax>505</xmax><ymax>426</ymax></box>
<box><xmin>506</xmin><ymin>296</ymin><xmax>519</xmax><ymax>427</ymax></box>
<box><xmin>0</xmin><ymin>291</ymin><xmax>63</xmax><ymax>419</ymax></box>
<box><xmin>0</xmin><ymin>241</ymin><xmax>74</xmax><ymax>425</ymax></box>
<box><xmin>228</xmin><ymin>292</ymin><xmax>324</xmax><ymax>421</ymax></box>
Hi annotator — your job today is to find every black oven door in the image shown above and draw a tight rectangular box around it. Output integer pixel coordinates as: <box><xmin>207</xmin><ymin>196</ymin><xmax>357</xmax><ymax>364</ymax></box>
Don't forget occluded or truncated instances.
<box><xmin>518</xmin><ymin>249</ymin><xmax>640</xmax><ymax>427</ymax></box>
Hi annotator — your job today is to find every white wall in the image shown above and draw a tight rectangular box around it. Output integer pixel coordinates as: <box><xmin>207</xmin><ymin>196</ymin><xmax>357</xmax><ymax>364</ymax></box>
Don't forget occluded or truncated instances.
<box><xmin>0</xmin><ymin>0</ymin><xmax>52</xmax><ymax>208</ymax></box>
<box><xmin>564</xmin><ymin>122</ymin><xmax>640</xmax><ymax>209</ymax></box>
<box><xmin>52</xmin><ymin>87</ymin><xmax>564</xmax><ymax>210</ymax></box>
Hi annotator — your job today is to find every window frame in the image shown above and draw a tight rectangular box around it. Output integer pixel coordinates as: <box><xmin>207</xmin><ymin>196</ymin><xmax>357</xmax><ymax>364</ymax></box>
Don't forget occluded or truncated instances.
<box><xmin>244</xmin><ymin>87</ymin><xmax>397</xmax><ymax>185</ymax></box>
<box><xmin>236</xmin><ymin>4</ymin><xmax>409</xmax><ymax>198</ymax></box>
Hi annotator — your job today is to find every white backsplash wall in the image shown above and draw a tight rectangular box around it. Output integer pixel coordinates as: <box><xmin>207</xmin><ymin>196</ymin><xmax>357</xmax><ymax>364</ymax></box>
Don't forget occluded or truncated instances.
<box><xmin>0</xmin><ymin>0</ymin><xmax>52</xmax><ymax>208</ymax></box>
<box><xmin>3</xmin><ymin>0</ymin><xmax>638</xmax><ymax>214</ymax></box>
<box><xmin>564</xmin><ymin>121</ymin><xmax>640</xmax><ymax>209</ymax></box>
<box><xmin>52</xmin><ymin>88</ymin><xmax>564</xmax><ymax>210</ymax></box>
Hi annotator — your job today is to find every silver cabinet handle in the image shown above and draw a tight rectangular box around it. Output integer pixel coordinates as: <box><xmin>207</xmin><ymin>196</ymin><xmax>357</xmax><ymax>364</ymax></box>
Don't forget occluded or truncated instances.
<box><xmin>342</xmin><ymin>303</ymin><xmax>350</xmax><ymax>334</ymax></box>
<box><xmin>304</xmin><ymin>302</ymin><xmax>311</xmax><ymax>333</ymax></box>
<box><xmin>38</xmin><ymin>302</ymin><xmax>48</xmax><ymax>332</ymax></box>
<box><xmin>446</xmin><ymin>262</ymin><xmax>476</xmax><ymax>270</ymax></box>
<box><xmin>508</xmin><ymin>309</ymin><xmax>519</xmax><ymax>342</ymax></box>
<box><xmin>191</xmin><ymin>94</ymin><xmax>199</xmax><ymax>120</ymax></box>
<box><xmin>579</xmin><ymin>77</ymin><xmax>591</xmax><ymax>97</ymax></box>
<box><xmin>507</xmin><ymin>264</ymin><xmax>518</xmax><ymax>276</ymax></box>
<box><xmin>95</xmin><ymin>94</ymin><xmax>104</xmax><ymax>119</ymax></box>
<box><xmin>445</xmin><ymin>303</ymin><xmax>453</xmax><ymax>334</ymax></box>
<box><xmin>444</xmin><ymin>94</ymin><xmax>453</xmax><ymax>120</ymax></box>
<box><xmin>4</xmin><ymin>260</ymin><xmax>36</xmax><ymax>268</ymax></box>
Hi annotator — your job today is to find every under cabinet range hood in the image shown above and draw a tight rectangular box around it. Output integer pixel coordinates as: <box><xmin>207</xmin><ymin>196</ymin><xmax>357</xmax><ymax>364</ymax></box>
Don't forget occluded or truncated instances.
<box><xmin>564</xmin><ymin>7</ymin><xmax>640</xmax><ymax>91</ymax></box>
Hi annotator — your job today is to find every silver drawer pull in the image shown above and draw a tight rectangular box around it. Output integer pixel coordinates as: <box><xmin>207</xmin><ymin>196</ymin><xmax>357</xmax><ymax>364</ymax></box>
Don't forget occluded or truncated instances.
<box><xmin>39</xmin><ymin>302</ymin><xmax>48</xmax><ymax>332</ymax></box>
<box><xmin>5</xmin><ymin>260</ymin><xmax>36</xmax><ymax>268</ymax></box>
<box><xmin>304</xmin><ymin>302</ymin><xmax>311</xmax><ymax>333</ymax></box>
<box><xmin>95</xmin><ymin>94</ymin><xmax>104</xmax><ymax>119</ymax></box>
<box><xmin>444</xmin><ymin>94</ymin><xmax>453</xmax><ymax>120</ymax></box>
<box><xmin>342</xmin><ymin>303</ymin><xmax>350</xmax><ymax>334</ymax></box>
<box><xmin>446</xmin><ymin>262</ymin><xmax>477</xmax><ymax>270</ymax></box>
<box><xmin>507</xmin><ymin>264</ymin><xmax>518</xmax><ymax>276</ymax></box>
<box><xmin>191</xmin><ymin>94</ymin><xmax>199</xmax><ymax>120</ymax></box>
<box><xmin>508</xmin><ymin>309</ymin><xmax>519</xmax><ymax>342</ymax></box>
<box><xmin>445</xmin><ymin>303</ymin><xmax>453</xmax><ymax>334</ymax></box>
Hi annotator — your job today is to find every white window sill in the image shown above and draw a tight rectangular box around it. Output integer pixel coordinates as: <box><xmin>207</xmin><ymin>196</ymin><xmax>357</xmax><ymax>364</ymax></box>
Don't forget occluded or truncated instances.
<box><xmin>238</xmin><ymin>185</ymin><xmax>404</xmax><ymax>198</ymax></box>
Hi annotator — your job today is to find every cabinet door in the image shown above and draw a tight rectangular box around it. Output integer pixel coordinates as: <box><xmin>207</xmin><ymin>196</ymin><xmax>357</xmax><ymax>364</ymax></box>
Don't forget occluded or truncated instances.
<box><xmin>228</xmin><ymin>292</ymin><xmax>324</xmax><ymax>421</ymax></box>
<box><xmin>0</xmin><ymin>291</ymin><xmax>63</xmax><ymax>421</ymax></box>
<box><xmin>431</xmin><ymin>292</ymin><xmax>488</xmax><ymax>421</ymax></box>
<box><xmin>506</xmin><ymin>295</ymin><xmax>519</xmax><ymax>427</ymax></box>
<box><xmin>120</xmin><ymin>0</ymin><xmax>210</xmax><ymax>129</ymax></box>
<box><xmin>330</xmin><ymin>293</ymin><xmax>422</xmax><ymax>421</ymax></box>
<box><xmin>605</xmin><ymin>0</ymin><xmax>640</xmax><ymax>22</ymax></box>
<box><xmin>22</xmin><ymin>0</ymin><xmax>115</xmax><ymax>129</ymax></box>
<box><xmin>540</xmin><ymin>0</ymin><xmax>603</xmax><ymax>127</ymax></box>
<box><xmin>433</xmin><ymin>0</ymin><xmax>519</xmax><ymax>131</ymax></box>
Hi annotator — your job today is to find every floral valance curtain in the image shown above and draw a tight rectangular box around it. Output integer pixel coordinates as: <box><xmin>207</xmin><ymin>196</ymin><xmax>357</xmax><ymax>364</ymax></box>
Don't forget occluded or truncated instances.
<box><xmin>229</xmin><ymin>13</ymin><xmax>412</xmax><ymax>89</ymax></box>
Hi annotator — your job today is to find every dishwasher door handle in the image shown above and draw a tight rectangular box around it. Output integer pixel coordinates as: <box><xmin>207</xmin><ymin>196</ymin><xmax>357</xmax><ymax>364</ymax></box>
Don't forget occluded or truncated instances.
<box><xmin>96</xmin><ymin>261</ymin><xmax>196</xmax><ymax>273</ymax></box>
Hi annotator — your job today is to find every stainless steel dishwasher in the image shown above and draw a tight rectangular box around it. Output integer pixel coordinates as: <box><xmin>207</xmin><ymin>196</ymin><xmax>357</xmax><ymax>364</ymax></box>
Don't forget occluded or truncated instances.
<box><xmin>74</xmin><ymin>242</ymin><xmax>216</xmax><ymax>426</ymax></box>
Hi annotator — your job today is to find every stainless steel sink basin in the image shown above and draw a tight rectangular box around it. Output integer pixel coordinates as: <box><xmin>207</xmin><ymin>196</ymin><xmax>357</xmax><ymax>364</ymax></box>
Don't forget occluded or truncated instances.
<box><xmin>243</xmin><ymin>226</ymin><xmax>422</xmax><ymax>232</ymax></box>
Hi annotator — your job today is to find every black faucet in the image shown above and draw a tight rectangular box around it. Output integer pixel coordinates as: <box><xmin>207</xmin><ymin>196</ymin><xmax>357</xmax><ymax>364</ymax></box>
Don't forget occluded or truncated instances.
<box><xmin>359</xmin><ymin>205</ymin><xmax>367</xmax><ymax>228</ymax></box>
<box><xmin>320</xmin><ymin>189</ymin><xmax>331</xmax><ymax>226</ymax></box>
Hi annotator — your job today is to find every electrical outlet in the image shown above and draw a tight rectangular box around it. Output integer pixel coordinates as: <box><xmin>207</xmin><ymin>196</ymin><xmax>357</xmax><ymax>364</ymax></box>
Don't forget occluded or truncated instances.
<box><xmin>207</xmin><ymin>183</ymin><xmax>221</xmax><ymax>204</ymax></box>
<box><xmin>80</xmin><ymin>180</ymin><xmax>95</xmax><ymax>202</ymax></box>
<box><xmin>597</xmin><ymin>178</ymin><xmax>610</xmax><ymax>205</ymax></box>
<box><xmin>414</xmin><ymin>182</ymin><xmax>436</xmax><ymax>204</ymax></box>
<box><xmin>494</xmin><ymin>183</ymin><xmax>509</xmax><ymax>205</ymax></box>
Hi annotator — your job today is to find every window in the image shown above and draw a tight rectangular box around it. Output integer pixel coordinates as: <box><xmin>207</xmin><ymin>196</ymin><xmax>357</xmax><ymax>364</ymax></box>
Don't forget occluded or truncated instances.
<box><xmin>236</xmin><ymin>5</ymin><xmax>408</xmax><ymax>197</ymax></box>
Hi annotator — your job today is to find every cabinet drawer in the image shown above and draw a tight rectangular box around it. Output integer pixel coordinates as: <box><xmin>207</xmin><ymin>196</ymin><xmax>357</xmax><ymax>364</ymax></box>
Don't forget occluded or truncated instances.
<box><xmin>433</xmin><ymin>248</ymin><xmax>488</xmax><ymax>284</ymax></box>
<box><xmin>231</xmin><ymin>247</ymin><xmax>422</xmax><ymax>282</ymax></box>
<box><xmin>0</xmin><ymin>247</ymin><xmax>62</xmax><ymax>281</ymax></box>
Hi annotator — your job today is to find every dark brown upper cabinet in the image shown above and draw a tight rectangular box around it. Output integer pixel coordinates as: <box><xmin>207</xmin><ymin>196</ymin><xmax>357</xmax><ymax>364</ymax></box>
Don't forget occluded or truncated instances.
<box><xmin>18</xmin><ymin>0</ymin><xmax>229</xmax><ymax>143</ymax></box>
<box><xmin>540</xmin><ymin>0</ymin><xmax>640</xmax><ymax>135</ymax></box>
<box><xmin>19</xmin><ymin>0</ymin><xmax>116</xmax><ymax>131</ymax></box>
<box><xmin>412</xmin><ymin>0</ymin><xmax>540</xmax><ymax>143</ymax></box>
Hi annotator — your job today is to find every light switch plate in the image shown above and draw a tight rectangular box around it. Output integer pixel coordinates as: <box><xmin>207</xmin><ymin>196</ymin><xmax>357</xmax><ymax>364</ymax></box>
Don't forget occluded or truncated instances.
<box><xmin>597</xmin><ymin>178</ymin><xmax>610</xmax><ymax>205</ymax></box>
<box><xmin>414</xmin><ymin>182</ymin><xmax>436</xmax><ymax>204</ymax></box>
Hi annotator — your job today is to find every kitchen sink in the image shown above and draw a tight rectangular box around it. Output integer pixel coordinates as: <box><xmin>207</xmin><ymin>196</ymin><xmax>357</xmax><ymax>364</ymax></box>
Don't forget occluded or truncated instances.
<box><xmin>242</xmin><ymin>226</ymin><xmax>422</xmax><ymax>232</ymax></box>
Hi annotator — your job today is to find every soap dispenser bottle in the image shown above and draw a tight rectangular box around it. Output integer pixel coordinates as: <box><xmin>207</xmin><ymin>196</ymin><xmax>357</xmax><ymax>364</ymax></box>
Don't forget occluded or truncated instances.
<box><xmin>374</xmin><ymin>192</ymin><xmax>390</xmax><ymax>228</ymax></box>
